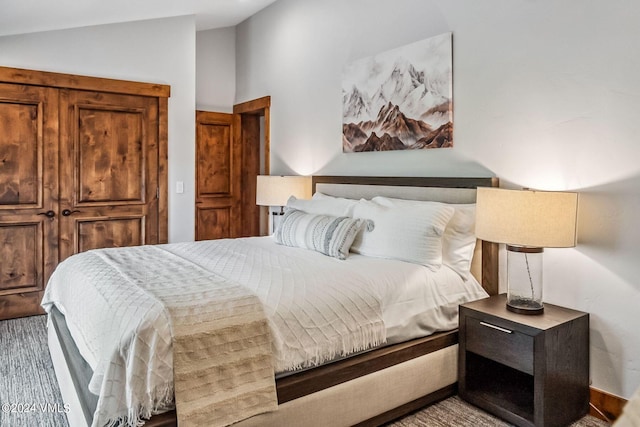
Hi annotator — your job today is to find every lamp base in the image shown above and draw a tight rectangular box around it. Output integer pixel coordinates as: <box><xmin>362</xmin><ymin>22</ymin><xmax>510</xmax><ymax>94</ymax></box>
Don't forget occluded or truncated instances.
<box><xmin>506</xmin><ymin>299</ymin><xmax>544</xmax><ymax>315</ymax></box>
<box><xmin>506</xmin><ymin>245</ymin><xmax>544</xmax><ymax>315</ymax></box>
<box><xmin>270</xmin><ymin>208</ymin><xmax>285</xmax><ymax>235</ymax></box>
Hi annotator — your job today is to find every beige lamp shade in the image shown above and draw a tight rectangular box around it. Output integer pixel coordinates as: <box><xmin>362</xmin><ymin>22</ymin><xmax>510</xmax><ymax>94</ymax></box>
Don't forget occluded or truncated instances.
<box><xmin>475</xmin><ymin>187</ymin><xmax>578</xmax><ymax>248</ymax></box>
<box><xmin>256</xmin><ymin>175</ymin><xmax>312</xmax><ymax>206</ymax></box>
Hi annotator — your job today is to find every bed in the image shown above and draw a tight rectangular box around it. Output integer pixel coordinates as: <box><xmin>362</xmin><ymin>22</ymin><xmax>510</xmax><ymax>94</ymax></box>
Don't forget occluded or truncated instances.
<box><xmin>44</xmin><ymin>176</ymin><xmax>499</xmax><ymax>427</ymax></box>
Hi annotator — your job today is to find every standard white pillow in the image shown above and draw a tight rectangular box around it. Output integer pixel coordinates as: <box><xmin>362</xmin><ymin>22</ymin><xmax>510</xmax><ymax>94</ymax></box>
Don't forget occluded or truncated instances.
<box><xmin>372</xmin><ymin>197</ymin><xmax>477</xmax><ymax>279</ymax></box>
<box><xmin>442</xmin><ymin>204</ymin><xmax>477</xmax><ymax>279</ymax></box>
<box><xmin>286</xmin><ymin>192</ymin><xmax>357</xmax><ymax>217</ymax></box>
<box><xmin>275</xmin><ymin>209</ymin><xmax>362</xmax><ymax>260</ymax></box>
<box><xmin>351</xmin><ymin>199</ymin><xmax>455</xmax><ymax>269</ymax></box>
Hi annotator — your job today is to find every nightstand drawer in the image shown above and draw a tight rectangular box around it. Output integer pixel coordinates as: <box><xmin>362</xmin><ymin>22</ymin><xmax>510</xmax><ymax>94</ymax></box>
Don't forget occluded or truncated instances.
<box><xmin>465</xmin><ymin>316</ymin><xmax>533</xmax><ymax>375</ymax></box>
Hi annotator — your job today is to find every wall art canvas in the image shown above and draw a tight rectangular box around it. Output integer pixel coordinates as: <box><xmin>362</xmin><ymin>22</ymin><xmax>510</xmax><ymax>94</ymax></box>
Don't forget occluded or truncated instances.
<box><xmin>342</xmin><ymin>32</ymin><xmax>453</xmax><ymax>152</ymax></box>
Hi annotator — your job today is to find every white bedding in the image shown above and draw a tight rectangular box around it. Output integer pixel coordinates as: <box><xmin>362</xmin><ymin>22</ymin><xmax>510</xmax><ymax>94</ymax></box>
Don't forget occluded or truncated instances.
<box><xmin>42</xmin><ymin>236</ymin><xmax>487</xmax><ymax>424</ymax></box>
<box><xmin>162</xmin><ymin>237</ymin><xmax>488</xmax><ymax>346</ymax></box>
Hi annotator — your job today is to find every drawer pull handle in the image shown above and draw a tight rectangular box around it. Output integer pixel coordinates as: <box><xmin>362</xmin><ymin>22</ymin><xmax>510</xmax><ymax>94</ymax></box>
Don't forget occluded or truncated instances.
<box><xmin>480</xmin><ymin>321</ymin><xmax>512</xmax><ymax>334</ymax></box>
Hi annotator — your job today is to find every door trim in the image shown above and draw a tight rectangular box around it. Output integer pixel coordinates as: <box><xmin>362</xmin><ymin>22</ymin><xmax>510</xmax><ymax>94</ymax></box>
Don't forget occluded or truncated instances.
<box><xmin>158</xmin><ymin>98</ymin><xmax>169</xmax><ymax>243</ymax></box>
<box><xmin>233</xmin><ymin>96</ymin><xmax>271</xmax><ymax>236</ymax></box>
<box><xmin>0</xmin><ymin>66</ymin><xmax>170</xmax><ymax>97</ymax></box>
<box><xmin>233</xmin><ymin>96</ymin><xmax>270</xmax><ymax>174</ymax></box>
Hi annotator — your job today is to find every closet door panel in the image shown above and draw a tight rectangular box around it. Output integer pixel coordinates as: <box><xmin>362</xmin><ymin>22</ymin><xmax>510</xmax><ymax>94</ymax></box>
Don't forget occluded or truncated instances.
<box><xmin>0</xmin><ymin>102</ymin><xmax>39</xmax><ymax>204</ymax></box>
<box><xmin>77</xmin><ymin>217</ymin><xmax>143</xmax><ymax>252</ymax></box>
<box><xmin>77</xmin><ymin>108</ymin><xmax>144</xmax><ymax>203</ymax></box>
<box><xmin>59</xmin><ymin>90</ymin><xmax>159</xmax><ymax>261</ymax></box>
<box><xmin>0</xmin><ymin>83</ymin><xmax>58</xmax><ymax>320</ymax></box>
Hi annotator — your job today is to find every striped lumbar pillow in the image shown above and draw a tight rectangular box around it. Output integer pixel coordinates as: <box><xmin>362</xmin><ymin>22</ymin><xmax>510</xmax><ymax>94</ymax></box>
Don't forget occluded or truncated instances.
<box><xmin>275</xmin><ymin>209</ymin><xmax>362</xmax><ymax>259</ymax></box>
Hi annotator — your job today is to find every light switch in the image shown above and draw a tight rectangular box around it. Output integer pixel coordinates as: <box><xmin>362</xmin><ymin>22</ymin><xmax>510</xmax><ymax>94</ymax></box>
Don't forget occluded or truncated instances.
<box><xmin>176</xmin><ymin>181</ymin><xmax>184</xmax><ymax>194</ymax></box>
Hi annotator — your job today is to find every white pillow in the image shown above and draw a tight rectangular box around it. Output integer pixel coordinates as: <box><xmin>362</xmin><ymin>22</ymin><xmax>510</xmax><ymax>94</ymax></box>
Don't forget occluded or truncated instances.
<box><xmin>372</xmin><ymin>197</ymin><xmax>477</xmax><ymax>279</ymax></box>
<box><xmin>442</xmin><ymin>204</ymin><xmax>477</xmax><ymax>279</ymax></box>
<box><xmin>275</xmin><ymin>209</ymin><xmax>362</xmax><ymax>260</ymax></box>
<box><xmin>286</xmin><ymin>192</ymin><xmax>357</xmax><ymax>217</ymax></box>
<box><xmin>351</xmin><ymin>199</ymin><xmax>455</xmax><ymax>269</ymax></box>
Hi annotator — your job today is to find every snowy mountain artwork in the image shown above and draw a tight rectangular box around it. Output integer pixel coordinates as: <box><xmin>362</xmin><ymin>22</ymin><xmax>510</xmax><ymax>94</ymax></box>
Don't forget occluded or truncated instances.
<box><xmin>342</xmin><ymin>33</ymin><xmax>453</xmax><ymax>152</ymax></box>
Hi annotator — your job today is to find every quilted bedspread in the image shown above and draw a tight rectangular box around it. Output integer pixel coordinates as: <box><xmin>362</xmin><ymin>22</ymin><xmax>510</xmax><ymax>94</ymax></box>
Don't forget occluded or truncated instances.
<box><xmin>41</xmin><ymin>237</ymin><xmax>386</xmax><ymax>426</ymax></box>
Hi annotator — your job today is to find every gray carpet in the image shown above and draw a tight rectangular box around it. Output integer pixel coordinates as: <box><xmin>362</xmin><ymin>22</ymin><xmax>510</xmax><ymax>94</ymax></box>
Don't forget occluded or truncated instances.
<box><xmin>388</xmin><ymin>395</ymin><xmax>610</xmax><ymax>426</ymax></box>
<box><xmin>0</xmin><ymin>315</ymin><xmax>67</xmax><ymax>427</ymax></box>
<box><xmin>0</xmin><ymin>315</ymin><xmax>611</xmax><ymax>427</ymax></box>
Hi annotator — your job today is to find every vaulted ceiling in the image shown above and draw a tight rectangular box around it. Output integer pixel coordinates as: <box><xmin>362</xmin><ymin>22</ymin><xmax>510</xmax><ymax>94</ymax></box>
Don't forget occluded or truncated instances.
<box><xmin>0</xmin><ymin>0</ymin><xmax>278</xmax><ymax>37</ymax></box>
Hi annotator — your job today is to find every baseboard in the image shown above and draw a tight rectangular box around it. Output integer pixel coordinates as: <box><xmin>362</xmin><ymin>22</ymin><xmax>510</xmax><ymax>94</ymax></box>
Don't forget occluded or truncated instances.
<box><xmin>590</xmin><ymin>387</ymin><xmax>628</xmax><ymax>422</ymax></box>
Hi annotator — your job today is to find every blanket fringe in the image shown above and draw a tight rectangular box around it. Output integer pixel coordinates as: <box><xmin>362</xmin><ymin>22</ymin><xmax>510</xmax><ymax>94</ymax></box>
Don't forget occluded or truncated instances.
<box><xmin>278</xmin><ymin>322</ymin><xmax>387</xmax><ymax>372</ymax></box>
<box><xmin>101</xmin><ymin>383</ymin><xmax>174</xmax><ymax>427</ymax></box>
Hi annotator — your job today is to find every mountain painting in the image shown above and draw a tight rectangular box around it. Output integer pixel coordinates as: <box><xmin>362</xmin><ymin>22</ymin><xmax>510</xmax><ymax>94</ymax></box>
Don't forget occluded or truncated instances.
<box><xmin>342</xmin><ymin>33</ymin><xmax>453</xmax><ymax>152</ymax></box>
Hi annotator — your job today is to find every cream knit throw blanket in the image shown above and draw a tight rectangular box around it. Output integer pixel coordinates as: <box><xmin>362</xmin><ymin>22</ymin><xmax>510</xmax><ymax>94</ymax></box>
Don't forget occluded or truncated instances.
<box><xmin>154</xmin><ymin>277</ymin><xmax>278</xmax><ymax>427</ymax></box>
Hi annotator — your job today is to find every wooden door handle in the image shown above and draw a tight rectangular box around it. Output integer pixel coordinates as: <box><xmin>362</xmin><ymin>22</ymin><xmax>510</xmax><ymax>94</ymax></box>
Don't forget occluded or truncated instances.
<box><xmin>62</xmin><ymin>209</ymin><xmax>80</xmax><ymax>216</ymax></box>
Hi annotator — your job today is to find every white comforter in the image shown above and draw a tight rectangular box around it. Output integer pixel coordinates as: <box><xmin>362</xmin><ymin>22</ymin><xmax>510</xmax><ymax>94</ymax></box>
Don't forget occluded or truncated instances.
<box><xmin>42</xmin><ymin>236</ymin><xmax>487</xmax><ymax>425</ymax></box>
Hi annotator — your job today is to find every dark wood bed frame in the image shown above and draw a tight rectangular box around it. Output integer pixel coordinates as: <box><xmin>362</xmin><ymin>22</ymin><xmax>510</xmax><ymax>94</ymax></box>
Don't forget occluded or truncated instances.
<box><xmin>118</xmin><ymin>176</ymin><xmax>499</xmax><ymax>427</ymax></box>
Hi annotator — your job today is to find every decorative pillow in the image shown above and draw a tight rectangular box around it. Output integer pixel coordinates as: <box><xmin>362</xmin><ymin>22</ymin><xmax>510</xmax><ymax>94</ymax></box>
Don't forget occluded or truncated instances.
<box><xmin>275</xmin><ymin>209</ymin><xmax>362</xmax><ymax>260</ymax></box>
<box><xmin>286</xmin><ymin>192</ymin><xmax>358</xmax><ymax>217</ymax></box>
<box><xmin>372</xmin><ymin>197</ymin><xmax>477</xmax><ymax>279</ymax></box>
<box><xmin>352</xmin><ymin>199</ymin><xmax>455</xmax><ymax>269</ymax></box>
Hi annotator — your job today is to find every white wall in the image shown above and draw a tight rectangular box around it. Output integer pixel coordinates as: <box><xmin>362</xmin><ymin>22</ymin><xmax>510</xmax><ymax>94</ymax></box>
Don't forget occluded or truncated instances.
<box><xmin>196</xmin><ymin>27</ymin><xmax>236</xmax><ymax>112</ymax></box>
<box><xmin>236</xmin><ymin>0</ymin><xmax>640</xmax><ymax>398</ymax></box>
<box><xmin>0</xmin><ymin>16</ymin><xmax>197</xmax><ymax>243</ymax></box>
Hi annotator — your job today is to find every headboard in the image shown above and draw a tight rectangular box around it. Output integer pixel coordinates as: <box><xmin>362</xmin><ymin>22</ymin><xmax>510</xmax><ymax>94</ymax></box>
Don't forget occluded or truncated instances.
<box><xmin>311</xmin><ymin>176</ymin><xmax>499</xmax><ymax>296</ymax></box>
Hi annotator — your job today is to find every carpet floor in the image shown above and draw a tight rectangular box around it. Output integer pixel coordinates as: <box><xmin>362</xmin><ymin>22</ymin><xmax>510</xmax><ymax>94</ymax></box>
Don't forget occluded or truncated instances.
<box><xmin>0</xmin><ymin>315</ymin><xmax>67</xmax><ymax>427</ymax></box>
<box><xmin>387</xmin><ymin>395</ymin><xmax>609</xmax><ymax>427</ymax></box>
<box><xmin>0</xmin><ymin>315</ymin><xmax>610</xmax><ymax>427</ymax></box>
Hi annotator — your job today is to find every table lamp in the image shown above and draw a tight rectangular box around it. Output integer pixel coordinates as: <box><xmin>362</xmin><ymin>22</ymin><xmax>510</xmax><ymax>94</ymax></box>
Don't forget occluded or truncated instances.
<box><xmin>256</xmin><ymin>175</ymin><xmax>312</xmax><ymax>233</ymax></box>
<box><xmin>475</xmin><ymin>187</ymin><xmax>578</xmax><ymax>314</ymax></box>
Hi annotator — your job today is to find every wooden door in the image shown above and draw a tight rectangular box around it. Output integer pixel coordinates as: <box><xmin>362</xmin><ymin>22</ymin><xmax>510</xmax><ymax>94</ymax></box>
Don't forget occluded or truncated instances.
<box><xmin>58</xmin><ymin>89</ymin><xmax>160</xmax><ymax>261</ymax></box>
<box><xmin>235</xmin><ymin>113</ymin><xmax>261</xmax><ymax>237</ymax></box>
<box><xmin>0</xmin><ymin>83</ymin><xmax>58</xmax><ymax>319</ymax></box>
<box><xmin>195</xmin><ymin>111</ymin><xmax>242</xmax><ymax>240</ymax></box>
<box><xmin>233</xmin><ymin>96</ymin><xmax>270</xmax><ymax>237</ymax></box>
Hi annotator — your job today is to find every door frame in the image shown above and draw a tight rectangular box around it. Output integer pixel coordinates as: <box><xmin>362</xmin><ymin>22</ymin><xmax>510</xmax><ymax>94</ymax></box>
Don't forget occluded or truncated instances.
<box><xmin>233</xmin><ymin>96</ymin><xmax>271</xmax><ymax>237</ymax></box>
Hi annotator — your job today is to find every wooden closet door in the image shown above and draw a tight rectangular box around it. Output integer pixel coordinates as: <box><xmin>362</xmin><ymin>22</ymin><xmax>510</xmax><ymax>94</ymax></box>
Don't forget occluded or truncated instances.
<box><xmin>195</xmin><ymin>111</ymin><xmax>242</xmax><ymax>240</ymax></box>
<box><xmin>58</xmin><ymin>89</ymin><xmax>159</xmax><ymax>261</ymax></box>
<box><xmin>0</xmin><ymin>83</ymin><xmax>58</xmax><ymax>319</ymax></box>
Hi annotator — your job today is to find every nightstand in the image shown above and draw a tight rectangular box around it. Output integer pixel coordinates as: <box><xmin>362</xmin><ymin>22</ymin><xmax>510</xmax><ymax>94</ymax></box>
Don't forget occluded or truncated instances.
<box><xmin>458</xmin><ymin>294</ymin><xmax>589</xmax><ymax>427</ymax></box>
